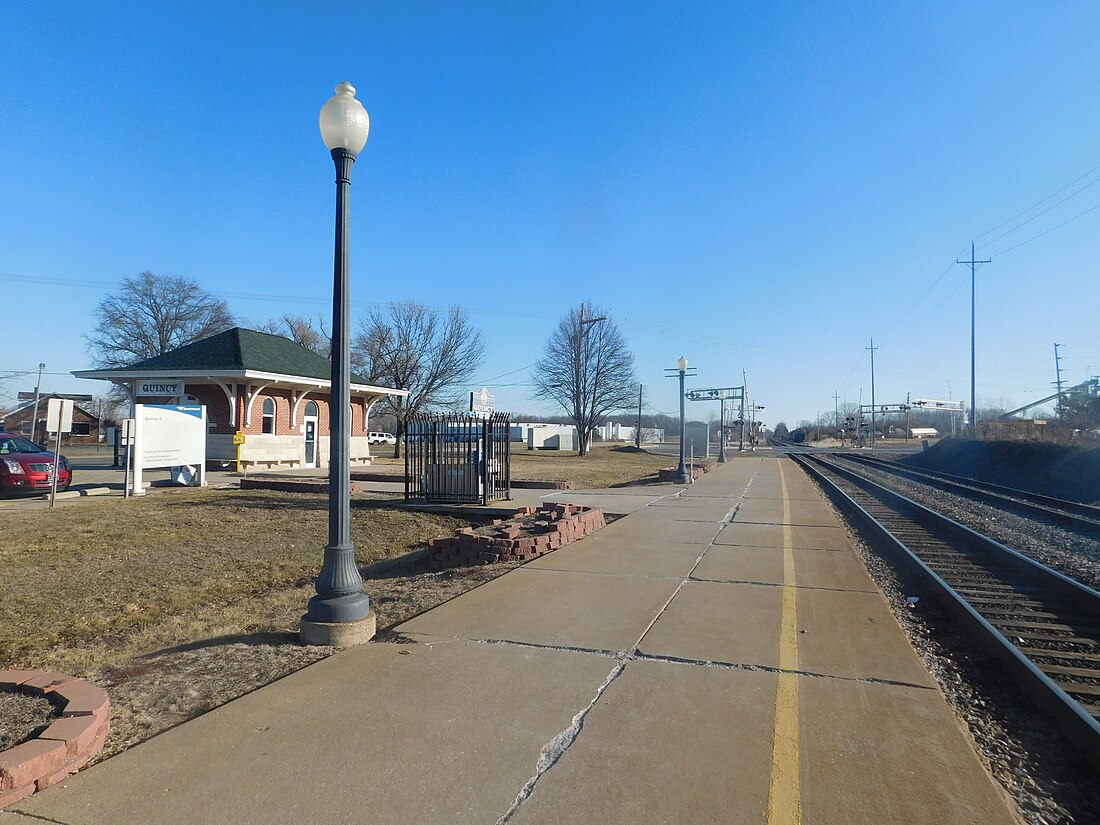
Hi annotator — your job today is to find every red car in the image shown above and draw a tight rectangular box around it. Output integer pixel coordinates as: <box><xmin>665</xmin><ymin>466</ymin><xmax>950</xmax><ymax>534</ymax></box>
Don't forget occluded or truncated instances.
<box><xmin>0</xmin><ymin>433</ymin><xmax>72</xmax><ymax>495</ymax></box>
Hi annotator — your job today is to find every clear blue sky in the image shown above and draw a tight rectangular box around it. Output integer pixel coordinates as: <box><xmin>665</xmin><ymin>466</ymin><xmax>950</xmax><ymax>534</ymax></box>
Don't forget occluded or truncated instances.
<box><xmin>3</xmin><ymin>2</ymin><xmax>1098</xmax><ymax>428</ymax></box>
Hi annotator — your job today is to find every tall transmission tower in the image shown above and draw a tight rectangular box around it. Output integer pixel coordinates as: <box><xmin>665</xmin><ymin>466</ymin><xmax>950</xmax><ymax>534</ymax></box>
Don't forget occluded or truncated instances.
<box><xmin>957</xmin><ymin>241</ymin><xmax>991</xmax><ymax>435</ymax></box>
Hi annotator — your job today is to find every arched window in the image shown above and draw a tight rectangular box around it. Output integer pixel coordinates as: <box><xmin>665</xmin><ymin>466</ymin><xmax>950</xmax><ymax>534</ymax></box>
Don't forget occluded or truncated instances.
<box><xmin>262</xmin><ymin>398</ymin><xmax>276</xmax><ymax>434</ymax></box>
<box><xmin>305</xmin><ymin>401</ymin><xmax>319</xmax><ymax>418</ymax></box>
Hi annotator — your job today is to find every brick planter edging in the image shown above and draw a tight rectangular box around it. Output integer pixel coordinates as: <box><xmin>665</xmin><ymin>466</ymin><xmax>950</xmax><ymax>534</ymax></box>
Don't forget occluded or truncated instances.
<box><xmin>510</xmin><ymin>479</ymin><xmax>576</xmax><ymax>490</ymax></box>
<box><xmin>0</xmin><ymin>671</ymin><xmax>110</xmax><ymax>807</ymax></box>
<box><xmin>427</xmin><ymin>503</ymin><xmax>606</xmax><ymax>570</ymax></box>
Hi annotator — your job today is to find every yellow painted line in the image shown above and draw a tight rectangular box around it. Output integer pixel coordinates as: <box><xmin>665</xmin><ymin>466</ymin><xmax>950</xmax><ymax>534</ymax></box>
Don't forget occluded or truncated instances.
<box><xmin>767</xmin><ymin>459</ymin><xmax>801</xmax><ymax>824</ymax></box>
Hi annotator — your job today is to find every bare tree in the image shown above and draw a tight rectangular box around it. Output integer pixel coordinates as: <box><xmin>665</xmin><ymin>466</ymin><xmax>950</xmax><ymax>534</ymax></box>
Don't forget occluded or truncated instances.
<box><xmin>531</xmin><ymin>303</ymin><xmax>638</xmax><ymax>457</ymax></box>
<box><xmin>258</xmin><ymin>314</ymin><xmax>331</xmax><ymax>357</ymax></box>
<box><xmin>352</xmin><ymin>302</ymin><xmax>485</xmax><ymax>457</ymax></box>
<box><xmin>85</xmin><ymin>271</ymin><xmax>235</xmax><ymax>367</ymax></box>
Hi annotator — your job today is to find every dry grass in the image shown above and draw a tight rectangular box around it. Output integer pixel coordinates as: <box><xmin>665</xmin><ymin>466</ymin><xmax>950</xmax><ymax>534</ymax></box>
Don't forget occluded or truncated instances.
<box><xmin>372</xmin><ymin>443</ymin><xmax>672</xmax><ymax>489</ymax></box>
<box><xmin>0</xmin><ymin>488</ymin><xmax>472</xmax><ymax>670</ymax></box>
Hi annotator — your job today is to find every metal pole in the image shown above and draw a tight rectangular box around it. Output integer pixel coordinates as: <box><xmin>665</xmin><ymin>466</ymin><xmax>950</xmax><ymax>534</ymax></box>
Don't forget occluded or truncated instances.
<box><xmin>868</xmin><ymin>338</ymin><xmax>877</xmax><ymax>449</ymax></box>
<box><xmin>675</xmin><ymin>367</ymin><xmax>688</xmax><ymax>483</ymax></box>
<box><xmin>30</xmin><ymin>362</ymin><xmax>45</xmax><ymax>444</ymax></box>
<box><xmin>738</xmin><ymin>392</ymin><xmax>745</xmax><ymax>451</ymax></box>
<box><xmin>305</xmin><ymin>147</ymin><xmax>371</xmax><ymax>627</ymax></box>
<box><xmin>717</xmin><ymin>396</ymin><xmax>727</xmax><ymax>463</ymax></box>
<box><xmin>970</xmin><ymin>250</ymin><xmax>976</xmax><ymax>436</ymax></box>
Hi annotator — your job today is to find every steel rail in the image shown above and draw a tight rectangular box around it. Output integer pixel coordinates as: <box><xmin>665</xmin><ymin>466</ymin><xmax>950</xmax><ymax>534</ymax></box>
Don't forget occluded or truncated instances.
<box><xmin>791</xmin><ymin>452</ymin><xmax>1100</xmax><ymax>766</ymax></box>
<box><xmin>841</xmin><ymin>452</ymin><xmax>1100</xmax><ymax>527</ymax></box>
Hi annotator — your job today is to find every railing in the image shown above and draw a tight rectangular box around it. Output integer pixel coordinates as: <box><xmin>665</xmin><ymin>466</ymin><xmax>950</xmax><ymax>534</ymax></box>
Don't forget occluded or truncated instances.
<box><xmin>404</xmin><ymin>412</ymin><xmax>511</xmax><ymax>505</ymax></box>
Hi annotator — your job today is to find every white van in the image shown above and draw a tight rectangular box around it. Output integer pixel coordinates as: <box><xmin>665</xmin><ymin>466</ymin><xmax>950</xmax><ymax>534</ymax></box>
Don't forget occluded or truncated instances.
<box><xmin>368</xmin><ymin>432</ymin><xmax>396</xmax><ymax>445</ymax></box>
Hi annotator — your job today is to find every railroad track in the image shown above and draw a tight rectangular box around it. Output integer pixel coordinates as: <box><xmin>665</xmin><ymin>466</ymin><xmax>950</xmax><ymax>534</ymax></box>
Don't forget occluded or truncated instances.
<box><xmin>792</xmin><ymin>451</ymin><xmax>1100</xmax><ymax>765</ymax></box>
<box><xmin>834</xmin><ymin>451</ymin><xmax>1100</xmax><ymax>532</ymax></box>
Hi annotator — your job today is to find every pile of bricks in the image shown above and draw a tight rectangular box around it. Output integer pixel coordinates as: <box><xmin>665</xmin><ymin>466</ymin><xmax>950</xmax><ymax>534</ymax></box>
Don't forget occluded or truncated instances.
<box><xmin>0</xmin><ymin>671</ymin><xmax>111</xmax><ymax>806</ymax></box>
<box><xmin>427</xmin><ymin>503</ymin><xmax>606</xmax><ymax>570</ymax></box>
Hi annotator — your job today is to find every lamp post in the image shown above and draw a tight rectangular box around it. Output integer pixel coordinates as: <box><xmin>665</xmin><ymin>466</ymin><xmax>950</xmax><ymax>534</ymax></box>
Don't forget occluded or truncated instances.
<box><xmin>717</xmin><ymin>395</ymin><xmax>728</xmax><ymax>463</ymax></box>
<box><xmin>301</xmin><ymin>81</ymin><xmax>375</xmax><ymax>646</ymax></box>
<box><xmin>675</xmin><ymin>356</ymin><xmax>689</xmax><ymax>483</ymax></box>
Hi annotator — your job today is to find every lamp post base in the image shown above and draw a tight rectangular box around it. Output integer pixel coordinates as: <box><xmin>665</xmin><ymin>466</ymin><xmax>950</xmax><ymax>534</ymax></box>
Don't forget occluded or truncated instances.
<box><xmin>674</xmin><ymin>469</ymin><xmax>690</xmax><ymax>484</ymax></box>
<box><xmin>300</xmin><ymin>611</ymin><xmax>377</xmax><ymax>647</ymax></box>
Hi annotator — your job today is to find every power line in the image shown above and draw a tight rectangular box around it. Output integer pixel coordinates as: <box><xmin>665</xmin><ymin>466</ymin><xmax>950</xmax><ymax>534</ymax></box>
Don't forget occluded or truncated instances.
<box><xmin>990</xmin><ymin>200</ymin><xmax>1100</xmax><ymax>257</ymax></box>
<box><xmin>976</xmin><ymin>175</ymin><xmax>1100</xmax><ymax>251</ymax></box>
<box><xmin>973</xmin><ymin>163</ymin><xmax>1100</xmax><ymax>242</ymax></box>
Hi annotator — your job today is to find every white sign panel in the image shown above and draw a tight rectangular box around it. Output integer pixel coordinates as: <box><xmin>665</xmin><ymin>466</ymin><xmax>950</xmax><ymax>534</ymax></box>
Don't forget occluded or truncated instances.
<box><xmin>136</xmin><ymin>380</ymin><xmax>185</xmax><ymax>397</ymax></box>
<box><xmin>135</xmin><ymin>404</ymin><xmax>206</xmax><ymax>468</ymax></box>
<box><xmin>470</xmin><ymin>387</ymin><xmax>496</xmax><ymax>415</ymax></box>
<box><xmin>46</xmin><ymin>398</ymin><xmax>74</xmax><ymax>434</ymax></box>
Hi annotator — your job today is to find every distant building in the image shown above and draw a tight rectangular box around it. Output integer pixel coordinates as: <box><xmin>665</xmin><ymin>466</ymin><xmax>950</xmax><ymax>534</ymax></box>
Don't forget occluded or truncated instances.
<box><xmin>73</xmin><ymin>327</ymin><xmax>407</xmax><ymax>470</ymax></box>
<box><xmin>0</xmin><ymin>394</ymin><xmax>100</xmax><ymax>445</ymax></box>
<box><xmin>908</xmin><ymin>427</ymin><xmax>939</xmax><ymax>439</ymax></box>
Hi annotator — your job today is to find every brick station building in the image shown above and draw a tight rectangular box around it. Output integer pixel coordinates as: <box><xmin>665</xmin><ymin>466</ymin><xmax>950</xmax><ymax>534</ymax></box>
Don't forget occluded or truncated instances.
<box><xmin>73</xmin><ymin>327</ymin><xmax>406</xmax><ymax>470</ymax></box>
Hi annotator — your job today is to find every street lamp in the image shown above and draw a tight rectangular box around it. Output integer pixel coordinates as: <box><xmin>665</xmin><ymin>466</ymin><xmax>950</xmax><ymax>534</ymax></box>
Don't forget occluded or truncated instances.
<box><xmin>301</xmin><ymin>81</ymin><xmax>375</xmax><ymax>647</ymax></box>
<box><xmin>717</xmin><ymin>393</ymin><xmax>728</xmax><ymax>464</ymax></box>
<box><xmin>675</xmin><ymin>356</ymin><xmax>689</xmax><ymax>483</ymax></box>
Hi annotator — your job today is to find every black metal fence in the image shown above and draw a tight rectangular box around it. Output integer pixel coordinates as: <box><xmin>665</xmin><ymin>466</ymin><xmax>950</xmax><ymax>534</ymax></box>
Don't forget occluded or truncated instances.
<box><xmin>404</xmin><ymin>412</ymin><xmax>511</xmax><ymax>504</ymax></box>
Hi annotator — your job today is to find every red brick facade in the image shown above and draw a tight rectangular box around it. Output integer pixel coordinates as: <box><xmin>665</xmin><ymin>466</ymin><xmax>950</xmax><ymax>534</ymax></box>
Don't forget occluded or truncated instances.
<box><xmin>140</xmin><ymin>385</ymin><xmax>373</xmax><ymax>437</ymax></box>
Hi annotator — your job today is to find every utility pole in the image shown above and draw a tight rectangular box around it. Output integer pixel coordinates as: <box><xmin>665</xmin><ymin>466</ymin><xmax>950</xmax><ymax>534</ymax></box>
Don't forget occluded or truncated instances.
<box><xmin>740</xmin><ymin>368</ymin><xmax>747</xmax><ymax>451</ymax></box>
<box><xmin>30</xmin><ymin>362</ymin><xmax>46</xmax><ymax>443</ymax></box>
<box><xmin>635</xmin><ymin>383</ymin><xmax>643</xmax><ymax>448</ymax></box>
<box><xmin>1054</xmin><ymin>343</ymin><xmax>1065</xmax><ymax>420</ymax></box>
<box><xmin>832</xmin><ymin>390</ymin><xmax>840</xmax><ymax>433</ymax></box>
<box><xmin>957</xmin><ymin>241</ymin><xmax>991</xmax><ymax>437</ymax></box>
<box><xmin>867</xmin><ymin>339</ymin><xmax>877</xmax><ymax>448</ymax></box>
<box><xmin>575</xmin><ymin>302</ymin><xmax>606</xmax><ymax>455</ymax></box>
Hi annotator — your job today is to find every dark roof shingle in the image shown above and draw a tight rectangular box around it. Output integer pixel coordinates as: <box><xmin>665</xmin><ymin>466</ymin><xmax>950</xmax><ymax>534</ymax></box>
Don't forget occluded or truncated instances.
<box><xmin>96</xmin><ymin>328</ymin><xmax>375</xmax><ymax>385</ymax></box>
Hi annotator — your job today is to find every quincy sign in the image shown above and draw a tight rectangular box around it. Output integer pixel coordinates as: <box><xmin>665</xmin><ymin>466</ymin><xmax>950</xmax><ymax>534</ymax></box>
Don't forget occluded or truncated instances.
<box><xmin>129</xmin><ymin>404</ymin><xmax>207</xmax><ymax>495</ymax></box>
<box><xmin>136</xmin><ymin>380</ymin><xmax>185</xmax><ymax>397</ymax></box>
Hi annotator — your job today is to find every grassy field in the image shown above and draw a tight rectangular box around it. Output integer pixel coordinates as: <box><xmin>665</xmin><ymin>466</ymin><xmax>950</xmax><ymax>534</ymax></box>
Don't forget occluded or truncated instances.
<box><xmin>372</xmin><ymin>442</ymin><xmax>674</xmax><ymax>488</ymax></box>
<box><xmin>1</xmin><ymin>445</ymin><xmax>670</xmax><ymax>670</ymax></box>
<box><xmin>0</xmin><ymin>489</ymin><xmax>471</xmax><ymax>670</ymax></box>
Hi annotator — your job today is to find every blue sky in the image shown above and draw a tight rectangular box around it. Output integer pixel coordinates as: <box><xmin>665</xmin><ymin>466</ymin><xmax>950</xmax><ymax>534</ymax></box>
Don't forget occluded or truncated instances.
<box><xmin>3</xmin><ymin>2</ymin><xmax>1098</xmax><ymax>428</ymax></box>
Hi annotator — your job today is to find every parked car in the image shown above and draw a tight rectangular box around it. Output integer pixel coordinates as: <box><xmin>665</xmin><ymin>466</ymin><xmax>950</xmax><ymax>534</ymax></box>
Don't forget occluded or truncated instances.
<box><xmin>0</xmin><ymin>433</ymin><xmax>72</xmax><ymax>495</ymax></box>
<box><xmin>368</xmin><ymin>432</ymin><xmax>397</xmax><ymax>445</ymax></box>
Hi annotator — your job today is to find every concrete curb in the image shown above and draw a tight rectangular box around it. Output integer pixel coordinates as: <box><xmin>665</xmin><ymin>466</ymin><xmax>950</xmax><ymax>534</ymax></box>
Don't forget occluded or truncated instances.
<box><xmin>49</xmin><ymin>487</ymin><xmax>113</xmax><ymax>500</ymax></box>
<box><xmin>0</xmin><ymin>671</ymin><xmax>110</xmax><ymax>808</ymax></box>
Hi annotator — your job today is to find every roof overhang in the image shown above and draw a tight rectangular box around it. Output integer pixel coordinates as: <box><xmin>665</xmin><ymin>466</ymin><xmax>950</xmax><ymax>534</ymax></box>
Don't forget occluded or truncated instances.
<box><xmin>71</xmin><ymin>368</ymin><xmax>408</xmax><ymax>399</ymax></box>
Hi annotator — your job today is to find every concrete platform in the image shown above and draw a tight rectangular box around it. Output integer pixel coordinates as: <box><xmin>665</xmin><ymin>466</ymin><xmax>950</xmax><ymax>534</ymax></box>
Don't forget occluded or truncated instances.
<box><xmin>8</xmin><ymin>455</ymin><xmax>1022</xmax><ymax>825</ymax></box>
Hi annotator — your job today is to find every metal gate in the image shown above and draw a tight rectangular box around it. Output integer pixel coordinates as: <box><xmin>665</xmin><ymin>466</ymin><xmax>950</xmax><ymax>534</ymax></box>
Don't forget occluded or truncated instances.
<box><xmin>404</xmin><ymin>412</ymin><xmax>511</xmax><ymax>504</ymax></box>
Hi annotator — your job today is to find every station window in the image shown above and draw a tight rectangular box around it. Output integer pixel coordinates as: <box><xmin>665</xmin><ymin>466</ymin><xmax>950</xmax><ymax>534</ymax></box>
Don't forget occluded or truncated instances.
<box><xmin>305</xmin><ymin>401</ymin><xmax>319</xmax><ymax>418</ymax></box>
<box><xmin>262</xmin><ymin>398</ymin><xmax>276</xmax><ymax>434</ymax></box>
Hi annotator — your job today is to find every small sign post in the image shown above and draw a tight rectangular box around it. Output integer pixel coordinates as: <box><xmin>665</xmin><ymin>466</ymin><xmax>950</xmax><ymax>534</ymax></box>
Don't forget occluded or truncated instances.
<box><xmin>46</xmin><ymin>398</ymin><xmax>74</xmax><ymax>508</ymax></box>
<box><xmin>121</xmin><ymin>419</ymin><xmax>135</xmax><ymax>498</ymax></box>
<box><xmin>233</xmin><ymin>431</ymin><xmax>246</xmax><ymax>473</ymax></box>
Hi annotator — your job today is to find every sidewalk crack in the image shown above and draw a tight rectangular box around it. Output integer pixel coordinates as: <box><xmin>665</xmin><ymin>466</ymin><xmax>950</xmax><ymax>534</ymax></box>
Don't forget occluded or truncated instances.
<box><xmin>496</xmin><ymin>660</ymin><xmax>627</xmax><ymax>823</ymax></box>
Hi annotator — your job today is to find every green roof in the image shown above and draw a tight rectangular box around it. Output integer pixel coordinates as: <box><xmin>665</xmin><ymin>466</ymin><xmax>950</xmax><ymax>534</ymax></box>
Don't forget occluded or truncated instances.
<box><xmin>97</xmin><ymin>328</ymin><xmax>375</xmax><ymax>385</ymax></box>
